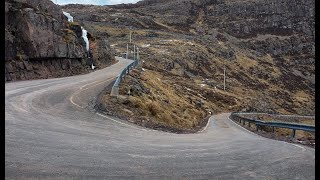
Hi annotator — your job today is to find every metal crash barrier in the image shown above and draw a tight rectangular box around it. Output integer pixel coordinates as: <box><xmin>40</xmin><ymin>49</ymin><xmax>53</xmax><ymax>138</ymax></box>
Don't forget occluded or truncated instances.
<box><xmin>110</xmin><ymin>58</ymin><xmax>139</xmax><ymax>97</ymax></box>
<box><xmin>230</xmin><ymin>112</ymin><xmax>315</xmax><ymax>138</ymax></box>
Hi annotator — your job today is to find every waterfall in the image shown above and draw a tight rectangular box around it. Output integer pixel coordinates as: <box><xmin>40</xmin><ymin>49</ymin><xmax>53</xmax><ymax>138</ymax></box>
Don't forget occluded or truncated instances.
<box><xmin>63</xmin><ymin>11</ymin><xmax>93</xmax><ymax>69</ymax></box>
<box><xmin>62</xmin><ymin>11</ymin><xmax>89</xmax><ymax>51</ymax></box>
<box><xmin>81</xmin><ymin>28</ymin><xmax>93</xmax><ymax>69</ymax></box>
<box><xmin>62</xmin><ymin>11</ymin><xmax>73</xmax><ymax>22</ymax></box>
<box><xmin>81</xmin><ymin>27</ymin><xmax>89</xmax><ymax>51</ymax></box>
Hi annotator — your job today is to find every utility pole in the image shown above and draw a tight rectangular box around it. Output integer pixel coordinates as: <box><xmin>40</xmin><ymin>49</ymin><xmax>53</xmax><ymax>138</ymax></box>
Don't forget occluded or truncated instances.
<box><xmin>223</xmin><ymin>65</ymin><xmax>226</xmax><ymax>91</ymax></box>
<box><xmin>136</xmin><ymin>47</ymin><xmax>139</xmax><ymax>61</ymax></box>
<box><xmin>129</xmin><ymin>31</ymin><xmax>132</xmax><ymax>43</ymax></box>
<box><xmin>137</xmin><ymin>47</ymin><xmax>141</xmax><ymax>67</ymax></box>
<box><xmin>126</xmin><ymin>44</ymin><xmax>129</xmax><ymax>59</ymax></box>
<box><xmin>133</xmin><ymin>45</ymin><xmax>136</xmax><ymax>60</ymax></box>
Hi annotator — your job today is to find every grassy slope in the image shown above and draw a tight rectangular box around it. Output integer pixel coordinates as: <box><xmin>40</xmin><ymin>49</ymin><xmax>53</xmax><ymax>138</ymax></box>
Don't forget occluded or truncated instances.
<box><xmin>99</xmin><ymin>27</ymin><xmax>313</xmax><ymax>131</ymax></box>
<box><xmin>63</xmin><ymin>4</ymin><xmax>314</xmax><ymax>132</ymax></box>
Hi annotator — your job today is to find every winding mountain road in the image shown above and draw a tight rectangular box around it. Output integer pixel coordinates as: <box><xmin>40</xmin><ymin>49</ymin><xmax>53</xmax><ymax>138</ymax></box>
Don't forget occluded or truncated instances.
<box><xmin>5</xmin><ymin>57</ymin><xmax>315</xmax><ymax>179</ymax></box>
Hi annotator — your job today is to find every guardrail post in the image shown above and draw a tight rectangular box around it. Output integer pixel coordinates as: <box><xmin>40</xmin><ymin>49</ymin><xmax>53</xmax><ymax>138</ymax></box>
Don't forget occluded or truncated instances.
<box><xmin>248</xmin><ymin>122</ymin><xmax>251</xmax><ymax>128</ymax></box>
<box><xmin>110</xmin><ymin>86</ymin><xmax>119</xmax><ymax>97</ymax></box>
<box><xmin>292</xmin><ymin>129</ymin><xmax>296</xmax><ymax>138</ymax></box>
<box><xmin>272</xmin><ymin>126</ymin><xmax>275</xmax><ymax>133</ymax></box>
<box><xmin>256</xmin><ymin>124</ymin><xmax>259</xmax><ymax>131</ymax></box>
<box><xmin>243</xmin><ymin>120</ymin><xmax>245</xmax><ymax>126</ymax></box>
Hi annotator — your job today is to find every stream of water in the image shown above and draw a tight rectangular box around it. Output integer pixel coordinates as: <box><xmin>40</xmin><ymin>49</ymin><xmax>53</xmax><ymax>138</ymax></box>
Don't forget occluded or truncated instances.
<box><xmin>63</xmin><ymin>11</ymin><xmax>94</xmax><ymax>69</ymax></box>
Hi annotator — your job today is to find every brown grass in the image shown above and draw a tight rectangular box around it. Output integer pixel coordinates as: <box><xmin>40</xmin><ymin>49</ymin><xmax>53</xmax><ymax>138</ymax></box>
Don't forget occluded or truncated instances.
<box><xmin>62</xmin><ymin>29</ymin><xmax>76</xmax><ymax>43</ymax></box>
<box><xmin>97</xmin><ymin>23</ymin><xmax>314</xmax><ymax>131</ymax></box>
<box><xmin>117</xmin><ymin>70</ymin><xmax>207</xmax><ymax>130</ymax></box>
<box><xmin>235</xmin><ymin>55</ymin><xmax>258</xmax><ymax>70</ymax></box>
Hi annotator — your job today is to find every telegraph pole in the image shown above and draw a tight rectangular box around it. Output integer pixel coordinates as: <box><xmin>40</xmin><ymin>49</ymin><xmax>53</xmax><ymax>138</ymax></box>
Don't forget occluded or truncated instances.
<box><xmin>133</xmin><ymin>45</ymin><xmax>136</xmax><ymax>60</ymax></box>
<box><xmin>223</xmin><ymin>65</ymin><xmax>226</xmax><ymax>91</ymax></box>
<box><xmin>126</xmin><ymin>44</ymin><xmax>129</xmax><ymax>59</ymax></box>
<box><xmin>136</xmin><ymin>47</ymin><xmax>139</xmax><ymax>61</ymax></box>
<box><xmin>129</xmin><ymin>31</ymin><xmax>132</xmax><ymax>43</ymax></box>
<box><xmin>137</xmin><ymin>47</ymin><xmax>141</xmax><ymax>67</ymax></box>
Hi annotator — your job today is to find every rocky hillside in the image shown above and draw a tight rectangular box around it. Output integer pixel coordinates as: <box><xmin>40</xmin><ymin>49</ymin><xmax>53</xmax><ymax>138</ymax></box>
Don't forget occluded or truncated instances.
<box><xmin>63</xmin><ymin>0</ymin><xmax>314</xmax><ymax>132</ymax></box>
<box><xmin>5</xmin><ymin>0</ymin><xmax>115</xmax><ymax>82</ymax></box>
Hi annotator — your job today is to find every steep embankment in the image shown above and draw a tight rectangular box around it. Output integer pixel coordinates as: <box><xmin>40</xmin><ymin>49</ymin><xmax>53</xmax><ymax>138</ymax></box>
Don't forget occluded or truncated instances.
<box><xmin>64</xmin><ymin>0</ymin><xmax>314</xmax><ymax>132</ymax></box>
<box><xmin>5</xmin><ymin>0</ymin><xmax>115</xmax><ymax>82</ymax></box>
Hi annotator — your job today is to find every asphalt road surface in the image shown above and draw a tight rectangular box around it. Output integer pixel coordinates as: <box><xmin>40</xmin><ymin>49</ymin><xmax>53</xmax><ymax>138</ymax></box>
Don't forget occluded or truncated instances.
<box><xmin>5</xmin><ymin>57</ymin><xmax>315</xmax><ymax>179</ymax></box>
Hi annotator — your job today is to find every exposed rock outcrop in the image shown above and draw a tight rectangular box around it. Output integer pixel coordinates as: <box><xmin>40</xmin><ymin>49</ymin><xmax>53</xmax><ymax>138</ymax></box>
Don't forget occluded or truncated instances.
<box><xmin>135</xmin><ymin>0</ymin><xmax>314</xmax><ymax>39</ymax></box>
<box><xmin>5</xmin><ymin>0</ymin><xmax>115</xmax><ymax>82</ymax></box>
<box><xmin>5</xmin><ymin>0</ymin><xmax>86</xmax><ymax>61</ymax></box>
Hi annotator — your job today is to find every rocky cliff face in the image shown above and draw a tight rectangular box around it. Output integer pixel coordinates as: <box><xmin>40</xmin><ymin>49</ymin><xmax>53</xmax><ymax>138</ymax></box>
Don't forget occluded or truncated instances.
<box><xmin>205</xmin><ymin>0</ymin><xmax>314</xmax><ymax>38</ymax></box>
<box><xmin>135</xmin><ymin>0</ymin><xmax>314</xmax><ymax>38</ymax></box>
<box><xmin>5</xmin><ymin>0</ymin><xmax>115</xmax><ymax>82</ymax></box>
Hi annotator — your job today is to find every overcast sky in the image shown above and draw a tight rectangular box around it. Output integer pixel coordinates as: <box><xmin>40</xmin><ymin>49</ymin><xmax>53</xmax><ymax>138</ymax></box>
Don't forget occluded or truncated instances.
<box><xmin>51</xmin><ymin>0</ymin><xmax>140</xmax><ymax>5</ymax></box>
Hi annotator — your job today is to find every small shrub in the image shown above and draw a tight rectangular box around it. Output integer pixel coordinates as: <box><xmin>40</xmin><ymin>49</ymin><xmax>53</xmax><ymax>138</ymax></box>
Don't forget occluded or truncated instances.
<box><xmin>260</xmin><ymin>125</ymin><xmax>273</xmax><ymax>132</ymax></box>
<box><xmin>161</xmin><ymin>113</ymin><xmax>172</xmax><ymax>124</ymax></box>
<box><xmin>15</xmin><ymin>53</ymin><xmax>24</xmax><ymax>61</ymax></box>
<box><xmin>62</xmin><ymin>29</ymin><xmax>76</xmax><ymax>43</ymax></box>
<box><xmin>146</xmin><ymin>102</ymin><xmax>160</xmax><ymax>116</ymax></box>
<box><xmin>134</xmin><ymin>101</ymin><xmax>143</xmax><ymax>108</ymax></box>
<box><xmin>69</xmin><ymin>22</ymin><xmax>81</xmax><ymax>27</ymax></box>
